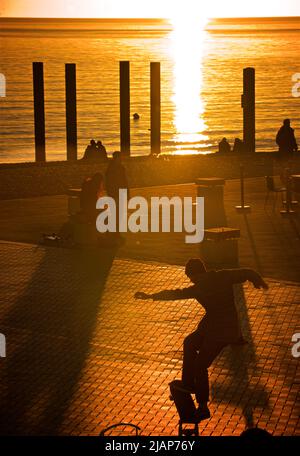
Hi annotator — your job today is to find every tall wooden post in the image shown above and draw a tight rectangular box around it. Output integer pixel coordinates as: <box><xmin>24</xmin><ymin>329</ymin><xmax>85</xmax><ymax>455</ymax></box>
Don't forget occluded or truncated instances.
<box><xmin>150</xmin><ymin>62</ymin><xmax>161</xmax><ymax>155</ymax></box>
<box><xmin>65</xmin><ymin>63</ymin><xmax>78</xmax><ymax>161</ymax></box>
<box><xmin>242</xmin><ymin>67</ymin><xmax>255</xmax><ymax>153</ymax></box>
<box><xmin>119</xmin><ymin>61</ymin><xmax>130</xmax><ymax>157</ymax></box>
<box><xmin>33</xmin><ymin>62</ymin><xmax>46</xmax><ymax>162</ymax></box>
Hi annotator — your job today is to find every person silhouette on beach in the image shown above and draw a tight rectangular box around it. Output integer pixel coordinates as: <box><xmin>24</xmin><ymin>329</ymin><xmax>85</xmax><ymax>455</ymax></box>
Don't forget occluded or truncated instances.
<box><xmin>232</xmin><ymin>138</ymin><xmax>244</xmax><ymax>154</ymax></box>
<box><xmin>276</xmin><ymin>119</ymin><xmax>298</xmax><ymax>157</ymax></box>
<box><xmin>96</xmin><ymin>141</ymin><xmax>108</xmax><ymax>161</ymax></box>
<box><xmin>135</xmin><ymin>258</ymin><xmax>268</xmax><ymax>420</ymax></box>
<box><xmin>218</xmin><ymin>138</ymin><xmax>231</xmax><ymax>154</ymax></box>
<box><xmin>82</xmin><ymin>139</ymin><xmax>98</xmax><ymax>160</ymax></box>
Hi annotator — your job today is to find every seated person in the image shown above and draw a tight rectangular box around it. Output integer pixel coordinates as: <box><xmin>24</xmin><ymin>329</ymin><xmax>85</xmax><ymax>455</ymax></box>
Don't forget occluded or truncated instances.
<box><xmin>96</xmin><ymin>141</ymin><xmax>108</xmax><ymax>161</ymax></box>
<box><xmin>218</xmin><ymin>137</ymin><xmax>231</xmax><ymax>153</ymax></box>
<box><xmin>82</xmin><ymin>139</ymin><xmax>98</xmax><ymax>160</ymax></box>
<box><xmin>232</xmin><ymin>138</ymin><xmax>244</xmax><ymax>154</ymax></box>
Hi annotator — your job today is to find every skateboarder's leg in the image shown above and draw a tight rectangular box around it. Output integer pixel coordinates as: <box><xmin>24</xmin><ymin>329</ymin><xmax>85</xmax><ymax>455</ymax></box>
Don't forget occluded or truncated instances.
<box><xmin>194</xmin><ymin>340</ymin><xmax>227</xmax><ymax>405</ymax></box>
<box><xmin>182</xmin><ymin>329</ymin><xmax>204</xmax><ymax>390</ymax></box>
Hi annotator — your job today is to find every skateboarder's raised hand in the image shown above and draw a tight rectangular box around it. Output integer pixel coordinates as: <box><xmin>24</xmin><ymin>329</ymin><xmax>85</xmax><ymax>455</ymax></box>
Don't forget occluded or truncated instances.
<box><xmin>225</xmin><ymin>268</ymin><xmax>269</xmax><ymax>290</ymax></box>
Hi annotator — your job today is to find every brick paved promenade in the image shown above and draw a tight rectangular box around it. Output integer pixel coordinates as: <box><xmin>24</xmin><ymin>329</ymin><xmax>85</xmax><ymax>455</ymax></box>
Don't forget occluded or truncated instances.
<box><xmin>0</xmin><ymin>177</ymin><xmax>299</xmax><ymax>282</ymax></box>
<box><xmin>0</xmin><ymin>241</ymin><xmax>299</xmax><ymax>435</ymax></box>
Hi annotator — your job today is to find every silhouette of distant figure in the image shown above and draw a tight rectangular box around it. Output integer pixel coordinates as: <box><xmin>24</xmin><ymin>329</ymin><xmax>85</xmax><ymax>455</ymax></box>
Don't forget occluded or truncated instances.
<box><xmin>105</xmin><ymin>152</ymin><xmax>129</xmax><ymax>235</ymax></box>
<box><xmin>276</xmin><ymin>119</ymin><xmax>298</xmax><ymax>157</ymax></box>
<box><xmin>96</xmin><ymin>141</ymin><xmax>108</xmax><ymax>161</ymax></box>
<box><xmin>133</xmin><ymin>113</ymin><xmax>140</xmax><ymax>120</ymax></box>
<box><xmin>105</xmin><ymin>152</ymin><xmax>129</xmax><ymax>199</ymax></box>
<box><xmin>135</xmin><ymin>258</ymin><xmax>268</xmax><ymax>421</ymax></box>
<box><xmin>80</xmin><ymin>173</ymin><xmax>104</xmax><ymax>222</ymax></box>
<box><xmin>233</xmin><ymin>138</ymin><xmax>244</xmax><ymax>154</ymax></box>
<box><xmin>82</xmin><ymin>139</ymin><xmax>98</xmax><ymax>160</ymax></box>
<box><xmin>218</xmin><ymin>138</ymin><xmax>231</xmax><ymax>154</ymax></box>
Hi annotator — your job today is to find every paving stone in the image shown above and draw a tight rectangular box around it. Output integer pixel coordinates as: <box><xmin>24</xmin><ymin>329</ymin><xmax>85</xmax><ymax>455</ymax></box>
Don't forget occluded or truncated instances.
<box><xmin>0</xmin><ymin>241</ymin><xmax>299</xmax><ymax>436</ymax></box>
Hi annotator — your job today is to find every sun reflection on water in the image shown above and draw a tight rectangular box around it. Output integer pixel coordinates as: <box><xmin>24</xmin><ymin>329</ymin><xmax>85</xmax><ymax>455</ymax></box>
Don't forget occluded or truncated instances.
<box><xmin>169</xmin><ymin>8</ymin><xmax>210</xmax><ymax>155</ymax></box>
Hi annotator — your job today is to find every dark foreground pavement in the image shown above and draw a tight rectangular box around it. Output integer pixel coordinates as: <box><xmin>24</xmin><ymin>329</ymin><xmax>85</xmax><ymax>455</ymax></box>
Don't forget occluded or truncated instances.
<box><xmin>0</xmin><ymin>242</ymin><xmax>299</xmax><ymax>435</ymax></box>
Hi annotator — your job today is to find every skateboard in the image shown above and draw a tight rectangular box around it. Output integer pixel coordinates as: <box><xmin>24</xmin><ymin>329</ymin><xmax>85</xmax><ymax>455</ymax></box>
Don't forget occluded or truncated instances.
<box><xmin>169</xmin><ymin>380</ymin><xmax>200</xmax><ymax>436</ymax></box>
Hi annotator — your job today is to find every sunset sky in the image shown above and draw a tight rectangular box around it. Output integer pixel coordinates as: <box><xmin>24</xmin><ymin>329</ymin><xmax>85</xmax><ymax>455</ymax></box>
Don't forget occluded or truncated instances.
<box><xmin>1</xmin><ymin>0</ymin><xmax>299</xmax><ymax>18</ymax></box>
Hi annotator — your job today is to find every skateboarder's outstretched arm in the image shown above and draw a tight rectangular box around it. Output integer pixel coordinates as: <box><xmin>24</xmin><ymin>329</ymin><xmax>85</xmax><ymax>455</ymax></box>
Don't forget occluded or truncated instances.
<box><xmin>225</xmin><ymin>268</ymin><xmax>268</xmax><ymax>289</ymax></box>
<box><xmin>134</xmin><ymin>268</ymin><xmax>268</xmax><ymax>301</ymax></box>
<box><xmin>135</xmin><ymin>287</ymin><xmax>195</xmax><ymax>301</ymax></box>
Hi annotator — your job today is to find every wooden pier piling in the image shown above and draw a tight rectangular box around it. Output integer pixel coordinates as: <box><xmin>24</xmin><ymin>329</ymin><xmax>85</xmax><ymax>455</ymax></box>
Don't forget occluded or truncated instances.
<box><xmin>150</xmin><ymin>62</ymin><xmax>161</xmax><ymax>155</ymax></box>
<box><xmin>65</xmin><ymin>64</ymin><xmax>78</xmax><ymax>161</ymax></box>
<box><xmin>32</xmin><ymin>62</ymin><xmax>46</xmax><ymax>162</ymax></box>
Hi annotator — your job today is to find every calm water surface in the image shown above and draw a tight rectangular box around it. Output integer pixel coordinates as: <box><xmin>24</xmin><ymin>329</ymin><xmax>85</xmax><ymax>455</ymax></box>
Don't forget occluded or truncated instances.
<box><xmin>0</xmin><ymin>18</ymin><xmax>299</xmax><ymax>162</ymax></box>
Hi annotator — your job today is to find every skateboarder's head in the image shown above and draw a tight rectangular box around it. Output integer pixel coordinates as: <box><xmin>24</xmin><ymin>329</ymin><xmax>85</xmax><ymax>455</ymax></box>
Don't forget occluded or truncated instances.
<box><xmin>283</xmin><ymin>118</ymin><xmax>290</xmax><ymax>127</ymax></box>
<box><xmin>185</xmin><ymin>258</ymin><xmax>207</xmax><ymax>283</ymax></box>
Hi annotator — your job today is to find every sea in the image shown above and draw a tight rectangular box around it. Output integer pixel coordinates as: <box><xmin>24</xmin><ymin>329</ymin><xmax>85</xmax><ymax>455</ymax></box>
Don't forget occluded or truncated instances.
<box><xmin>0</xmin><ymin>17</ymin><xmax>299</xmax><ymax>163</ymax></box>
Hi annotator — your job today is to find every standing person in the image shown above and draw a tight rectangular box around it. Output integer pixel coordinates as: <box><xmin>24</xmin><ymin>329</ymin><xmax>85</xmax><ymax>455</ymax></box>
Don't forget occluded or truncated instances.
<box><xmin>276</xmin><ymin>119</ymin><xmax>298</xmax><ymax>157</ymax></box>
<box><xmin>135</xmin><ymin>258</ymin><xmax>268</xmax><ymax>420</ymax></box>
<box><xmin>105</xmin><ymin>151</ymin><xmax>129</xmax><ymax>235</ymax></box>
<box><xmin>96</xmin><ymin>141</ymin><xmax>108</xmax><ymax>161</ymax></box>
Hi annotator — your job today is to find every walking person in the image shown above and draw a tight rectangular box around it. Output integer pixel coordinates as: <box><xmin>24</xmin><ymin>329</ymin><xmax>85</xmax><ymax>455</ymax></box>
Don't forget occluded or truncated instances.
<box><xmin>135</xmin><ymin>258</ymin><xmax>268</xmax><ymax>420</ymax></box>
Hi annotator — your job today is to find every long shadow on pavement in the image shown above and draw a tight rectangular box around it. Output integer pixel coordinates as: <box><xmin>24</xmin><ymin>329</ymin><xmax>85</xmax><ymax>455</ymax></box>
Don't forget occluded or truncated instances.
<box><xmin>0</xmin><ymin>244</ymin><xmax>116</xmax><ymax>435</ymax></box>
<box><xmin>211</xmin><ymin>285</ymin><xmax>270</xmax><ymax>427</ymax></box>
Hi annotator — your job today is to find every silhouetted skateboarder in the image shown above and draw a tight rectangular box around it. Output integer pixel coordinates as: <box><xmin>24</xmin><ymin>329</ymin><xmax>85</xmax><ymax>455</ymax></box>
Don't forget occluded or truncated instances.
<box><xmin>135</xmin><ymin>258</ymin><xmax>268</xmax><ymax>421</ymax></box>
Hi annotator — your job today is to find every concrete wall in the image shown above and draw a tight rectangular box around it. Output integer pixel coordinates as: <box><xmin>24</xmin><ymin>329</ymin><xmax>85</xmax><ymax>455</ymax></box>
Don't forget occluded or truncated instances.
<box><xmin>0</xmin><ymin>153</ymin><xmax>299</xmax><ymax>199</ymax></box>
